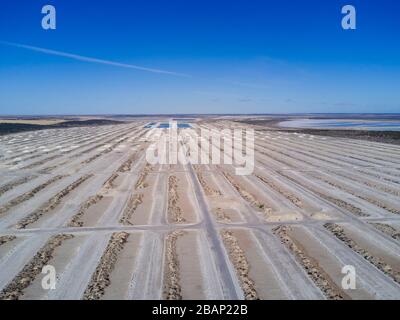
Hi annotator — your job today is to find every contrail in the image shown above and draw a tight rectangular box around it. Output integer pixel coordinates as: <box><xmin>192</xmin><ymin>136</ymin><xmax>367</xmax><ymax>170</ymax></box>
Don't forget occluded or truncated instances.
<box><xmin>0</xmin><ymin>41</ymin><xmax>190</xmax><ymax>77</ymax></box>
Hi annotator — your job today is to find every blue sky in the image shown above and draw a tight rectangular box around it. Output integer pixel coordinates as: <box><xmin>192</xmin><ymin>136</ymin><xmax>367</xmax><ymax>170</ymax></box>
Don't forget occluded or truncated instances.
<box><xmin>0</xmin><ymin>0</ymin><xmax>399</xmax><ymax>115</ymax></box>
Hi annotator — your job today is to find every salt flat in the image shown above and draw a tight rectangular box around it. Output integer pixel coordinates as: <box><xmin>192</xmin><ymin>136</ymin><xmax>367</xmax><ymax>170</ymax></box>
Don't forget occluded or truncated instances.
<box><xmin>0</xmin><ymin>118</ymin><xmax>400</xmax><ymax>300</ymax></box>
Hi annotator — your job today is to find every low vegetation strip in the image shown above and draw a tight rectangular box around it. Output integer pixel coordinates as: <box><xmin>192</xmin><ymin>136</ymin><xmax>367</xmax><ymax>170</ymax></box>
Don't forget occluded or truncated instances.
<box><xmin>214</xmin><ymin>208</ymin><xmax>232</xmax><ymax>222</ymax></box>
<box><xmin>15</xmin><ymin>174</ymin><xmax>93</xmax><ymax>229</ymax></box>
<box><xmin>196</xmin><ymin>171</ymin><xmax>222</xmax><ymax>196</ymax></box>
<box><xmin>324</xmin><ymin>223</ymin><xmax>400</xmax><ymax>284</ymax></box>
<box><xmin>117</xmin><ymin>153</ymin><xmax>137</xmax><ymax>172</ymax></box>
<box><xmin>81</xmin><ymin>136</ymin><xmax>130</xmax><ymax>165</ymax></box>
<box><xmin>135</xmin><ymin>163</ymin><xmax>153</xmax><ymax>190</ymax></box>
<box><xmin>102</xmin><ymin>173</ymin><xmax>119</xmax><ymax>190</ymax></box>
<box><xmin>0</xmin><ymin>175</ymin><xmax>65</xmax><ymax>216</ymax></box>
<box><xmin>0</xmin><ymin>176</ymin><xmax>36</xmax><ymax>197</ymax></box>
<box><xmin>0</xmin><ymin>234</ymin><xmax>74</xmax><ymax>300</ymax></box>
<box><xmin>278</xmin><ymin>172</ymin><xmax>368</xmax><ymax>217</ymax></box>
<box><xmin>221</xmin><ymin>230</ymin><xmax>259</xmax><ymax>300</ymax></box>
<box><xmin>163</xmin><ymin>231</ymin><xmax>185</xmax><ymax>300</ymax></box>
<box><xmin>83</xmin><ymin>232</ymin><xmax>130</xmax><ymax>300</ymax></box>
<box><xmin>309</xmin><ymin>172</ymin><xmax>400</xmax><ymax>215</ymax></box>
<box><xmin>21</xmin><ymin>155</ymin><xmax>62</xmax><ymax>170</ymax></box>
<box><xmin>119</xmin><ymin>194</ymin><xmax>143</xmax><ymax>225</ymax></box>
<box><xmin>369</xmin><ymin>223</ymin><xmax>400</xmax><ymax>241</ymax></box>
<box><xmin>0</xmin><ymin>235</ymin><xmax>16</xmax><ymax>247</ymax></box>
<box><xmin>273</xmin><ymin>225</ymin><xmax>347</xmax><ymax>300</ymax></box>
<box><xmin>68</xmin><ymin>195</ymin><xmax>104</xmax><ymax>227</ymax></box>
<box><xmin>327</xmin><ymin>169</ymin><xmax>400</xmax><ymax>197</ymax></box>
<box><xmin>256</xmin><ymin>174</ymin><xmax>303</xmax><ymax>208</ymax></box>
<box><xmin>168</xmin><ymin>176</ymin><xmax>186</xmax><ymax>223</ymax></box>
<box><xmin>222</xmin><ymin>171</ymin><xmax>272</xmax><ymax>218</ymax></box>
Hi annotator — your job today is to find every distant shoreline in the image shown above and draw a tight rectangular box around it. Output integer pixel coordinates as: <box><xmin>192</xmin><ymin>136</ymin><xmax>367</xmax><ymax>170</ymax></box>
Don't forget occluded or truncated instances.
<box><xmin>1</xmin><ymin>113</ymin><xmax>400</xmax><ymax>119</ymax></box>
<box><xmin>238</xmin><ymin>117</ymin><xmax>400</xmax><ymax>145</ymax></box>
<box><xmin>0</xmin><ymin>119</ymin><xmax>125</xmax><ymax>136</ymax></box>
<box><xmin>2</xmin><ymin>114</ymin><xmax>400</xmax><ymax>145</ymax></box>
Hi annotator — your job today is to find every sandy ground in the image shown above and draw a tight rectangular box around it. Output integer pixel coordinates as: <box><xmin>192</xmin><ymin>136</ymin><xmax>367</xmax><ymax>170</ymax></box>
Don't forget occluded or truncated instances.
<box><xmin>0</xmin><ymin>118</ymin><xmax>400</xmax><ymax>299</ymax></box>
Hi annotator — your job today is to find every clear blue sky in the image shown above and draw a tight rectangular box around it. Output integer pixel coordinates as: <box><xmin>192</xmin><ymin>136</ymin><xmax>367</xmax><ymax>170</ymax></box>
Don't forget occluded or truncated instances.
<box><xmin>0</xmin><ymin>0</ymin><xmax>399</xmax><ymax>115</ymax></box>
